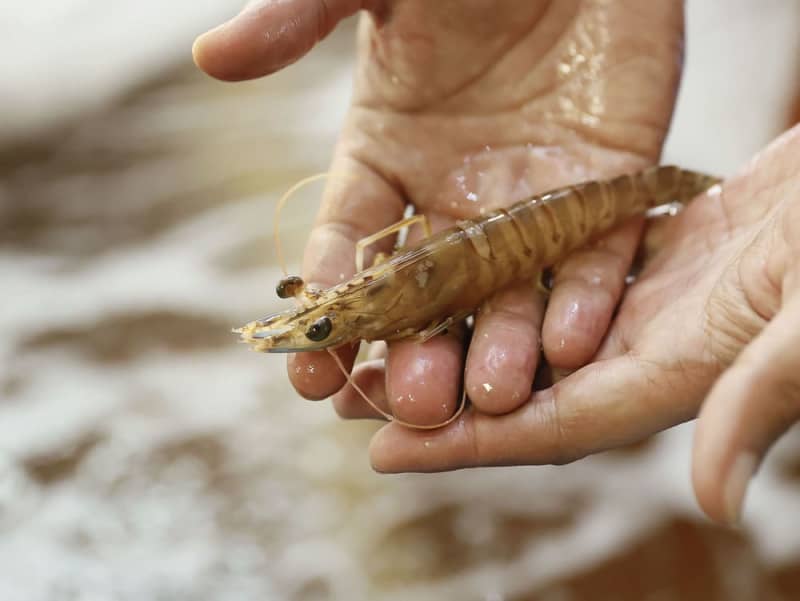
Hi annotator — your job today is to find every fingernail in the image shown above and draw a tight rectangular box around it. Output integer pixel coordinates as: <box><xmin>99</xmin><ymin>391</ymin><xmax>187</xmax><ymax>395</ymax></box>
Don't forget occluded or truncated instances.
<box><xmin>724</xmin><ymin>452</ymin><xmax>757</xmax><ymax>526</ymax></box>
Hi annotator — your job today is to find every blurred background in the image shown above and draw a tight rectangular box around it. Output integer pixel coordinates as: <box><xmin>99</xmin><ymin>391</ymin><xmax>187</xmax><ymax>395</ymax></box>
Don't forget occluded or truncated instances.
<box><xmin>2</xmin><ymin>1</ymin><xmax>800</xmax><ymax>600</ymax></box>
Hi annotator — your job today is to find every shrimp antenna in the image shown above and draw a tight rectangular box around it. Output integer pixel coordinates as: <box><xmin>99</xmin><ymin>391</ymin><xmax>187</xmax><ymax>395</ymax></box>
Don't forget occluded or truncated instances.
<box><xmin>274</xmin><ymin>172</ymin><xmax>358</xmax><ymax>277</ymax></box>
<box><xmin>326</xmin><ymin>348</ymin><xmax>467</xmax><ymax>431</ymax></box>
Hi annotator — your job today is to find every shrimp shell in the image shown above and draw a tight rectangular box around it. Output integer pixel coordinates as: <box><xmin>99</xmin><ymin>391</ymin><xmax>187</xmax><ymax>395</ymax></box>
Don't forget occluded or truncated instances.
<box><xmin>237</xmin><ymin>166</ymin><xmax>720</xmax><ymax>352</ymax></box>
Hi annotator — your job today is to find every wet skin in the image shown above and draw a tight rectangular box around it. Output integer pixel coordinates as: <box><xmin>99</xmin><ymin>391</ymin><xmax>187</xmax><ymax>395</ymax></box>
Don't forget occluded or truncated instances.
<box><xmin>195</xmin><ymin>0</ymin><xmax>685</xmax><ymax>421</ymax></box>
<box><xmin>367</xmin><ymin>126</ymin><xmax>800</xmax><ymax>526</ymax></box>
<box><xmin>195</xmin><ymin>1</ymin><xmax>800</xmax><ymax>524</ymax></box>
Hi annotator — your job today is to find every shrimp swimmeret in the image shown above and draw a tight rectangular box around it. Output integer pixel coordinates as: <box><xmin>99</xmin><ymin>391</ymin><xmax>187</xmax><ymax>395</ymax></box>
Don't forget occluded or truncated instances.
<box><xmin>235</xmin><ymin>166</ymin><xmax>721</xmax><ymax>428</ymax></box>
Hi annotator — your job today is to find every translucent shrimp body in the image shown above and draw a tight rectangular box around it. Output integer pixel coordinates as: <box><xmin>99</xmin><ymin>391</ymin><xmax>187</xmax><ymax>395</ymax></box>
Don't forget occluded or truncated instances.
<box><xmin>237</xmin><ymin>166</ymin><xmax>720</xmax><ymax>352</ymax></box>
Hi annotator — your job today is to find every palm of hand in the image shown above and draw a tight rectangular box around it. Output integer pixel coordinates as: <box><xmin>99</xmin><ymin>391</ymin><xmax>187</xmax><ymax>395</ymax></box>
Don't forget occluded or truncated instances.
<box><xmin>600</xmin><ymin>158</ymin><xmax>794</xmax><ymax>404</ymax></box>
<box><xmin>344</xmin><ymin>0</ymin><xmax>681</xmax><ymax>215</ymax></box>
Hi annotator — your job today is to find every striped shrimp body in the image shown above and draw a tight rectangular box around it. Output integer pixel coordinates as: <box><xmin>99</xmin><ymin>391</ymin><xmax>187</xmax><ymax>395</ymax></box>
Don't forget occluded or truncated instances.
<box><xmin>237</xmin><ymin>166</ymin><xmax>720</xmax><ymax>353</ymax></box>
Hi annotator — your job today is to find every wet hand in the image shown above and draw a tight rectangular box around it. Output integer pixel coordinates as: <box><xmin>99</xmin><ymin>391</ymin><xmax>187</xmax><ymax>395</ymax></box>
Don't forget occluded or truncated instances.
<box><xmin>194</xmin><ymin>1</ymin><xmax>684</xmax><ymax>422</ymax></box>
<box><xmin>368</xmin><ymin>125</ymin><xmax>800</xmax><ymax>526</ymax></box>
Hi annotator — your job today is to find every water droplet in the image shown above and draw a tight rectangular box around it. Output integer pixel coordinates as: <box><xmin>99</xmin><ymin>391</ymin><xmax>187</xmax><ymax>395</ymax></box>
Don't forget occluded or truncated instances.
<box><xmin>580</xmin><ymin>113</ymin><xmax>599</xmax><ymax>127</ymax></box>
<box><xmin>482</xmin><ymin>383</ymin><xmax>493</xmax><ymax>393</ymax></box>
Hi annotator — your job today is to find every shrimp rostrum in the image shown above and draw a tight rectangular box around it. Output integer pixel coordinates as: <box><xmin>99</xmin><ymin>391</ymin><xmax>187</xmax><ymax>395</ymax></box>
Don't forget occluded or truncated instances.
<box><xmin>237</xmin><ymin>166</ymin><xmax>720</xmax><ymax>354</ymax></box>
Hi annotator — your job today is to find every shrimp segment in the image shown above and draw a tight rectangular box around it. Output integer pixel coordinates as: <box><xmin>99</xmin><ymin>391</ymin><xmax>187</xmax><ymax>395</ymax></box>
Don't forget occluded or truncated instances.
<box><xmin>236</xmin><ymin>166</ymin><xmax>720</xmax><ymax>353</ymax></box>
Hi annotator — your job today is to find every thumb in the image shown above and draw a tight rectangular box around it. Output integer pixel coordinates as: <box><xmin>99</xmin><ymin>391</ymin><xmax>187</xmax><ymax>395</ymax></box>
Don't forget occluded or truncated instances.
<box><xmin>193</xmin><ymin>0</ymin><xmax>370</xmax><ymax>81</ymax></box>
<box><xmin>692</xmin><ymin>277</ymin><xmax>800</xmax><ymax>526</ymax></box>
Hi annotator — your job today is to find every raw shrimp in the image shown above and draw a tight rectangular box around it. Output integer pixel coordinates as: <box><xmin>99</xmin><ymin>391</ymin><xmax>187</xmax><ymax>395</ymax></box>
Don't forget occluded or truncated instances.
<box><xmin>235</xmin><ymin>165</ymin><xmax>719</xmax><ymax>430</ymax></box>
<box><xmin>237</xmin><ymin>166</ymin><xmax>720</xmax><ymax>353</ymax></box>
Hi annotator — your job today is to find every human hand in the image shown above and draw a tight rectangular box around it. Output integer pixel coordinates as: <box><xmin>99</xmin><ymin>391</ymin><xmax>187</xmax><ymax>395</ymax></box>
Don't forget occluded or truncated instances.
<box><xmin>194</xmin><ymin>1</ymin><xmax>685</xmax><ymax>422</ymax></box>
<box><xmin>366</xmin><ymin>125</ymin><xmax>800</xmax><ymax>526</ymax></box>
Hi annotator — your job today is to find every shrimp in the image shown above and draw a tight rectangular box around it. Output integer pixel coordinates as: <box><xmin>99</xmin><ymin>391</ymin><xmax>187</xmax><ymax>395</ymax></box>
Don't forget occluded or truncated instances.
<box><xmin>236</xmin><ymin>166</ymin><xmax>720</xmax><ymax>353</ymax></box>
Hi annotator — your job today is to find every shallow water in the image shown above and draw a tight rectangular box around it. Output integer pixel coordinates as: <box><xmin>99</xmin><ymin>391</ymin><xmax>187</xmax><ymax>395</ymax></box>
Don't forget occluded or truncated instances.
<box><xmin>2</xmin><ymin>2</ymin><xmax>800</xmax><ymax>600</ymax></box>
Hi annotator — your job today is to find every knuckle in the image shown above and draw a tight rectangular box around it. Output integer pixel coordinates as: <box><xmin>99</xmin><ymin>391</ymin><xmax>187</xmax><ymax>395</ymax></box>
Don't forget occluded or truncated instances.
<box><xmin>481</xmin><ymin>290</ymin><xmax>540</xmax><ymax>322</ymax></box>
<box><xmin>541</xmin><ymin>385</ymin><xmax>582</xmax><ymax>466</ymax></box>
<box><xmin>555</xmin><ymin>248</ymin><xmax>629</xmax><ymax>290</ymax></box>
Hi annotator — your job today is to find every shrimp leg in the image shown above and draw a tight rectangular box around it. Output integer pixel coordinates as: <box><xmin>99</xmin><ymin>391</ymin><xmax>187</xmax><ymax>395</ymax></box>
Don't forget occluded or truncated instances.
<box><xmin>355</xmin><ymin>214</ymin><xmax>431</xmax><ymax>273</ymax></box>
<box><xmin>415</xmin><ymin>315</ymin><xmax>458</xmax><ymax>343</ymax></box>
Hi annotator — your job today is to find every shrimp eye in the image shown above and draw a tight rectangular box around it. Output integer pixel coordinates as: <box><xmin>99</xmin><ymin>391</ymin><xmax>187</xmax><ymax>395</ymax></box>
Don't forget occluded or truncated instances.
<box><xmin>276</xmin><ymin>275</ymin><xmax>304</xmax><ymax>299</ymax></box>
<box><xmin>305</xmin><ymin>316</ymin><xmax>332</xmax><ymax>342</ymax></box>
